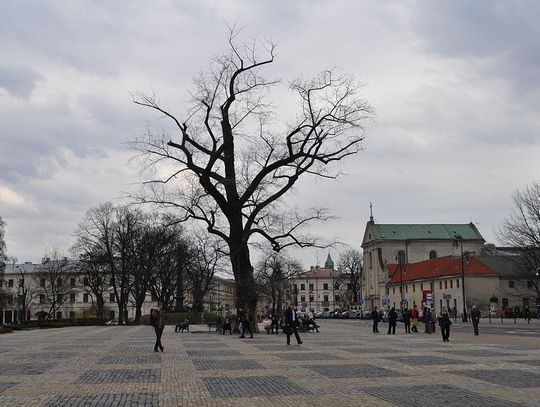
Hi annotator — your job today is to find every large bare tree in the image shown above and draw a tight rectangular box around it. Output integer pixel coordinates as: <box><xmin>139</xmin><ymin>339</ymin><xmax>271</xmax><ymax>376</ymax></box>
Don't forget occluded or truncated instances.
<box><xmin>132</xmin><ymin>29</ymin><xmax>373</xmax><ymax>319</ymax></box>
<box><xmin>0</xmin><ymin>216</ymin><xmax>7</xmax><ymax>271</ymax></box>
<box><xmin>338</xmin><ymin>249</ymin><xmax>363</xmax><ymax>307</ymax></box>
<box><xmin>499</xmin><ymin>181</ymin><xmax>540</xmax><ymax>302</ymax></box>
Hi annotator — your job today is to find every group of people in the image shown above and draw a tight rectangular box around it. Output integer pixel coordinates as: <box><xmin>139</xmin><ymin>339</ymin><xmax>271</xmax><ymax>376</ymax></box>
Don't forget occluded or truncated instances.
<box><xmin>370</xmin><ymin>304</ymin><xmax>483</xmax><ymax>342</ymax></box>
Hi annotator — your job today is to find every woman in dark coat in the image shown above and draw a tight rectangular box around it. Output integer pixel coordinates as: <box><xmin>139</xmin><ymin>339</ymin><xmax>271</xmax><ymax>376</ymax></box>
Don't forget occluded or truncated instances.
<box><xmin>387</xmin><ymin>307</ymin><xmax>398</xmax><ymax>335</ymax></box>
<box><xmin>438</xmin><ymin>307</ymin><xmax>452</xmax><ymax>342</ymax></box>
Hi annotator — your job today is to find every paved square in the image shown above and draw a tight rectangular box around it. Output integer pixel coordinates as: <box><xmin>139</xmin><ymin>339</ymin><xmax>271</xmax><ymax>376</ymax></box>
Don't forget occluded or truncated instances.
<box><xmin>0</xmin><ymin>321</ymin><xmax>539</xmax><ymax>406</ymax></box>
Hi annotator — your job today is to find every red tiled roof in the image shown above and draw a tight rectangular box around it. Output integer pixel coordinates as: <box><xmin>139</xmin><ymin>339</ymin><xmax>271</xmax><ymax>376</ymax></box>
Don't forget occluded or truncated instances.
<box><xmin>298</xmin><ymin>267</ymin><xmax>343</xmax><ymax>279</ymax></box>
<box><xmin>387</xmin><ymin>256</ymin><xmax>495</xmax><ymax>284</ymax></box>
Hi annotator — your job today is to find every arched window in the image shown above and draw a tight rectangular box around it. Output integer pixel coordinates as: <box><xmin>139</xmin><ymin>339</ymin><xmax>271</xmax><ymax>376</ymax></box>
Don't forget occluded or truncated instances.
<box><xmin>429</xmin><ymin>250</ymin><xmax>437</xmax><ymax>259</ymax></box>
<box><xmin>368</xmin><ymin>252</ymin><xmax>373</xmax><ymax>269</ymax></box>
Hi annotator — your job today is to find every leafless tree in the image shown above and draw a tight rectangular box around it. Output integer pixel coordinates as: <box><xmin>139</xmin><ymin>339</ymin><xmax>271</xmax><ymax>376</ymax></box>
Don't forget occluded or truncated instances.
<box><xmin>0</xmin><ymin>216</ymin><xmax>7</xmax><ymax>271</ymax></box>
<box><xmin>34</xmin><ymin>250</ymin><xmax>74</xmax><ymax>319</ymax></box>
<box><xmin>184</xmin><ymin>230</ymin><xmax>226</xmax><ymax>314</ymax></box>
<box><xmin>8</xmin><ymin>257</ymin><xmax>38</xmax><ymax>322</ymax></box>
<box><xmin>499</xmin><ymin>181</ymin><xmax>540</xmax><ymax>302</ymax></box>
<box><xmin>132</xmin><ymin>27</ymin><xmax>373</xmax><ymax>318</ymax></box>
<box><xmin>256</xmin><ymin>251</ymin><xmax>303</xmax><ymax>317</ymax></box>
<box><xmin>338</xmin><ymin>249</ymin><xmax>363</xmax><ymax>307</ymax></box>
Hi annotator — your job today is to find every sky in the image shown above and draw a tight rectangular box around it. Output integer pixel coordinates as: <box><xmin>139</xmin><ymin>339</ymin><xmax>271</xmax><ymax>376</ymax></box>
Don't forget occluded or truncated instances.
<box><xmin>1</xmin><ymin>0</ymin><xmax>540</xmax><ymax>269</ymax></box>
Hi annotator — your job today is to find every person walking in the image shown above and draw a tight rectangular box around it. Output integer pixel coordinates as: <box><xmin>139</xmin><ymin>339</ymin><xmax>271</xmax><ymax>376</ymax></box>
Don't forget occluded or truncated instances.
<box><xmin>423</xmin><ymin>307</ymin><xmax>432</xmax><ymax>334</ymax></box>
<box><xmin>471</xmin><ymin>305</ymin><xmax>481</xmax><ymax>335</ymax></box>
<box><xmin>387</xmin><ymin>307</ymin><xmax>397</xmax><ymax>335</ymax></box>
<box><xmin>402</xmin><ymin>308</ymin><xmax>411</xmax><ymax>333</ymax></box>
<box><xmin>150</xmin><ymin>302</ymin><xmax>166</xmax><ymax>352</ymax></box>
<box><xmin>371</xmin><ymin>307</ymin><xmax>380</xmax><ymax>333</ymax></box>
<box><xmin>238</xmin><ymin>307</ymin><xmax>253</xmax><ymax>338</ymax></box>
<box><xmin>438</xmin><ymin>307</ymin><xmax>452</xmax><ymax>342</ymax></box>
<box><xmin>411</xmin><ymin>305</ymin><xmax>419</xmax><ymax>332</ymax></box>
<box><xmin>284</xmin><ymin>304</ymin><xmax>303</xmax><ymax>345</ymax></box>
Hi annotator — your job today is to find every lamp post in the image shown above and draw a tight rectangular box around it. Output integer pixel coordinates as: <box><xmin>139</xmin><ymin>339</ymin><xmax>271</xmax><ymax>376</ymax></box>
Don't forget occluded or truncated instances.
<box><xmin>453</xmin><ymin>235</ymin><xmax>468</xmax><ymax>322</ymax></box>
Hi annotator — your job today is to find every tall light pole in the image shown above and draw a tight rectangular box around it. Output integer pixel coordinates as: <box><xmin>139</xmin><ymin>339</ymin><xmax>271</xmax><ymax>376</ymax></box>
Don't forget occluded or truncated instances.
<box><xmin>454</xmin><ymin>235</ymin><xmax>468</xmax><ymax>322</ymax></box>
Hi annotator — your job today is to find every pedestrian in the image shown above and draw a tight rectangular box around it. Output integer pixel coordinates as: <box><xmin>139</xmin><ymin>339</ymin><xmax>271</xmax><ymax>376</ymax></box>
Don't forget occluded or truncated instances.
<box><xmin>263</xmin><ymin>316</ymin><xmax>272</xmax><ymax>334</ymax></box>
<box><xmin>371</xmin><ymin>307</ymin><xmax>380</xmax><ymax>333</ymax></box>
<box><xmin>284</xmin><ymin>304</ymin><xmax>303</xmax><ymax>345</ymax></box>
<box><xmin>471</xmin><ymin>305</ymin><xmax>481</xmax><ymax>335</ymax></box>
<box><xmin>410</xmin><ymin>305</ymin><xmax>419</xmax><ymax>332</ymax></box>
<box><xmin>271</xmin><ymin>314</ymin><xmax>279</xmax><ymax>334</ymax></box>
<box><xmin>150</xmin><ymin>302</ymin><xmax>166</xmax><ymax>352</ymax></box>
<box><xmin>238</xmin><ymin>307</ymin><xmax>253</xmax><ymax>338</ymax></box>
<box><xmin>423</xmin><ymin>307</ymin><xmax>432</xmax><ymax>334</ymax></box>
<box><xmin>402</xmin><ymin>308</ymin><xmax>411</xmax><ymax>333</ymax></box>
<box><xmin>430</xmin><ymin>308</ymin><xmax>436</xmax><ymax>333</ymax></box>
<box><xmin>387</xmin><ymin>307</ymin><xmax>397</xmax><ymax>335</ymax></box>
<box><xmin>438</xmin><ymin>307</ymin><xmax>452</xmax><ymax>342</ymax></box>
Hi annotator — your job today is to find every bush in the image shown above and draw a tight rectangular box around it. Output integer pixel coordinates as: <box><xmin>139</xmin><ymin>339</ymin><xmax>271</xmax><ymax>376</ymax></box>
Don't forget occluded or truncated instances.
<box><xmin>141</xmin><ymin>311</ymin><xmax>223</xmax><ymax>325</ymax></box>
<box><xmin>0</xmin><ymin>327</ymin><xmax>14</xmax><ymax>334</ymax></box>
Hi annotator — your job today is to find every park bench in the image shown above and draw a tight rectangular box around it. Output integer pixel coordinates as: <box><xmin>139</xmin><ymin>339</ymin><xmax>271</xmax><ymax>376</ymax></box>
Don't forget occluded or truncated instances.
<box><xmin>206</xmin><ymin>322</ymin><xmax>223</xmax><ymax>332</ymax></box>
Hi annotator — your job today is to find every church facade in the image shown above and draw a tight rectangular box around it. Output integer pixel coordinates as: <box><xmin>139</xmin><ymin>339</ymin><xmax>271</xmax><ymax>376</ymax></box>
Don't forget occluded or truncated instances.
<box><xmin>361</xmin><ymin>218</ymin><xmax>485</xmax><ymax>309</ymax></box>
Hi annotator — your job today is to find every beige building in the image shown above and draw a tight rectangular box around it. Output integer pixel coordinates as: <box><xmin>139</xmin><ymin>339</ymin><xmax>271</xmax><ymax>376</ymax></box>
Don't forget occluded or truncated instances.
<box><xmin>361</xmin><ymin>219</ymin><xmax>485</xmax><ymax>310</ymax></box>
<box><xmin>289</xmin><ymin>254</ymin><xmax>346</xmax><ymax>313</ymax></box>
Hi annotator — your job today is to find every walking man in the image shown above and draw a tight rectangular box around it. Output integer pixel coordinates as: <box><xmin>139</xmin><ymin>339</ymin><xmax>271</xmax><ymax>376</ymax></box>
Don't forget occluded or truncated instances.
<box><xmin>150</xmin><ymin>302</ymin><xmax>166</xmax><ymax>352</ymax></box>
<box><xmin>284</xmin><ymin>304</ymin><xmax>303</xmax><ymax>345</ymax></box>
<box><xmin>371</xmin><ymin>307</ymin><xmax>380</xmax><ymax>333</ymax></box>
<box><xmin>238</xmin><ymin>307</ymin><xmax>253</xmax><ymax>338</ymax></box>
<box><xmin>387</xmin><ymin>307</ymin><xmax>397</xmax><ymax>335</ymax></box>
<box><xmin>424</xmin><ymin>307</ymin><xmax>432</xmax><ymax>334</ymax></box>
<box><xmin>471</xmin><ymin>305</ymin><xmax>481</xmax><ymax>335</ymax></box>
<box><xmin>403</xmin><ymin>308</ymin><xmax>411</xmax><ymax>333</ymax></box>
<box><xmin>438</xmin><ymin>307</ymin><xmax>452</xmax><ymax>342</ymax></box>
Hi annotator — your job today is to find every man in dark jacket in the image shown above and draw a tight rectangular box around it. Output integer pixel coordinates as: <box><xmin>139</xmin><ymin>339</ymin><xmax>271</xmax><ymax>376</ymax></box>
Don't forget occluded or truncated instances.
<box><xmin>150</xmin><ymin>302</ymin><xmax>166</xmax><ymax>352</ymax></box>
<box><xmin>387</xmin><ymin>307</ymin><xmax>397</xmax><ymax>335</ymax></box>
<box><xmin>284</xmin><ymin>305</ymin><xmax>303</xmax><ymax>345</ymax></box>
<box><xmin>471</xmin><ymin>305</ymin><xmax>481</xmax><ymax>335</ymax></box>
<box><xmin>238</xmin><ymin>307</ymin><xmax>253</xmax><ymax>338</ymax></box>
<box><xmin>402</xmin><ymin>308</ymin><xmax>411</xmax><ymax>333</ymax></box>
<box><xmin>371</xmin><ymin>307</ymin><xmax>380</xmax><ymax>333</ymax></box>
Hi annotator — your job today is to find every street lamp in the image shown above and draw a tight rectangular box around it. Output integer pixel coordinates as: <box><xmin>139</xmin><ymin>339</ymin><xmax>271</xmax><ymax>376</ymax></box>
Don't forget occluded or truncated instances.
<box><xmin>395</xmin><ymin>253</ymin><xmax>404</xmax><ymax>311</ymax></box>
<box><xmin>453</xmin><ymin>235</ymin><xmax>468</xmax><ymax>322</ymax></box>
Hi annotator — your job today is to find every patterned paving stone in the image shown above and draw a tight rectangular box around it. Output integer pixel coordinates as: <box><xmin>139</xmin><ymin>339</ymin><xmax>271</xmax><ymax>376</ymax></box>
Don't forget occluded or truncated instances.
<box><xmin>186</xmin><ymin>350</ymin><xmax>241</xmax><ymax>357</ymax></box>
<box><xmin>341</xmin><ymin>347</ymin><xmax>402</xmax><ymax>354</ymax></box>
<box><xmin>252</xmin><ymin>344</ymin><xmax>308</xmax><ymax>351</ymax></box>
<box><xmin>78</xmin><ymin>368</ymin><xmax>160</xmax><ymax>383</ymax></box>
<box><xmin>202</xmin><ymin>376</ymin><xmax>311</xmax><ymax>397</ymax></box>
<box><xmin>305</xmin><ymin>363</ymin><xmax>404</xmax><ymax>378</ymax></box>
<box><xmin>44</xmin><ymin>393</ymin><xmax>158</xmax><ymax>407</ymax></box>
<box><xmin>21</xmin><ymin>351</ymin><xmax>74</xmax><ymax>359</ymax></box>
<box><xmin>364</xmin><ymin>384</ymin><xmax>524</xmax><ymax>406</ymax></box>
<box><xmin>275</xmin><ymin>352</ymin><xmax>341</xmax><ymax>361</ymax></box>
<box><xmin>0</xmin><ymin>382</ymin><xmax>17</xmax><ymax>394</ymax></box>
<box><xmin>511</xmin><ymin>359</ymin><xmax>540</xmax><ymax>367</ymax></box>
<box><xmin>383</xmin><ymin>355</ymin><xmax>473</xmax><ymax>366</ymax></box>
<box><xmin>0</xmin><ymin>362</ymin><xmax>55</xmax><ymax>375</ymax></box>
<box><xmin>444</xmin><ymin>349</ymin><xmax>516</xmax><ymax>357</ymax></box>
<box><xmin>193</xmin><ymin>359</ymin><xmax>265</xmax><ymax>371</ymax></box>
<box><xmin>99</xmin><ymin>354</ymin><xmax>162</xmax><ymax>364</ymax></box>
<box><xmin>454</xmin><ymin>369</ymin><xmax>540</xmax><ymax>388</ymax></box>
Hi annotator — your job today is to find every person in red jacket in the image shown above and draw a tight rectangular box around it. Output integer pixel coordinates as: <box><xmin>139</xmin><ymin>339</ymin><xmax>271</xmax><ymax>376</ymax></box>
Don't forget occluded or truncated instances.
<box><xmin>410</xmin><ymin>305</ymin><xmax>419</xmax><ymax>332</ymax></box>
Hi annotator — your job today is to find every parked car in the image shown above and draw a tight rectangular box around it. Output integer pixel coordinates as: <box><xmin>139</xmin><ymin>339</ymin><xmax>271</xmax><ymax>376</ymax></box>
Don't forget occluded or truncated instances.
<box><xmin>314</xmin><ymin>311</ymin><xmax>324</xmax><ymax>319</ymax></box>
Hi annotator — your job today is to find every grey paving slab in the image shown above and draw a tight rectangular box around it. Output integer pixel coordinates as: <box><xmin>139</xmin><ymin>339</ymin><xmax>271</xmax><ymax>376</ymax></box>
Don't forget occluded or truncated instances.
<box><xmin>275</xmin><ymin>352</ymin><xmax>341</xmax><ymax>361</ymax></box>
<box><xmin>454</xmin><ymin>369</ymin><xmax>540</xmax><ymax>388</ymax></box>
<box><xmin>0</xmin><ymin>362</ymin><xmax>56</xmax><ymax>375</ymax></box>
<box><xmin>305</xmin><ymin>363</ymin><xmax>405</xmax><ymax>378</ymax></box>
<box><xmin>78</xmin><ymin>368</ymin><xmax>160</xmax><ymax>383</ymax></box>
<box><xmin>99</xmin><ymin>354</ymin><xmax>162</xmax><ymax>364</ymax></box>
<box><xmin>44</xmin><ymin>393</ymin><xmax>158</xmax><ymax>407</ymax></box>
<box><xmin>384</xmin><ymin>355</ymin><xmax>474</xmax><ymax>366</ymax></box>
<box><xmin>192</xmin><ymin>359</ymin><xmax>265</xmax><ymax>371</ymax></box>
<box><xmin>364</xmin><ymin>384</ymin><xmax>524</xmax><ymax>406</ymax></box>
<box><xmin>202</xmin><ymin>376</ymin><xmax>311</xmax><ymax>397</ymax></box>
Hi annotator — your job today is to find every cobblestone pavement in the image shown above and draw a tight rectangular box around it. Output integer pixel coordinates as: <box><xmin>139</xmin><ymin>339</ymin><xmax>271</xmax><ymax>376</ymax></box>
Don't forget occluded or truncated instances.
<box><xmin>0</xmin><ymin>321</ymin><xmax>539</xmax><ymax>406</ymax></box>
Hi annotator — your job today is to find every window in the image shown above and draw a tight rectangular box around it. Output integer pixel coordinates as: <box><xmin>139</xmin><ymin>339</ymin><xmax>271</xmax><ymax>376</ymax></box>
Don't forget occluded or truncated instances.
<box><xmin>439</xmin><ymin>281</ymin><xmax>442</xmax><ymax>289</ymax></box>
<box><xmin>527</xmin><ymin>280</ymin><xmax>533</xmax><ymax>288</ymax></box>
<box><xmin>420</xmin><ymin>283</ymin><xmax>424</xmax><ymax>291</ymax></box>
<box><xmin>69</xmin><ymin>311</ymin><xmax>76</xmax><ymax>320</ymax></box>
<box><xmin>0</xmin><ymin>280</ymin><xmax>3</xmax><ymax>288</ymax></box>
<box><xmin>56</xmin><ymin>311</ymin><xmax>62</xmax><ymax>320</ymax></box>
<box><xmin>19</xmin><ymin>279</ymin><xmax>24</xmax><ymax>287</ymax></box>
<box><xmin>444</xmin><ymin>280</ymin><xmax>448</xmax><ymax>289</ymax></box>
<box><xmin>335</xmin><ymin>295</ymin><xmax>340</xmax><ymax>302</ymax></box>
<box><xmin>300</xmin><ymin>284</ymin><xmax>305</xmax><ymax>290</ymax></box>
<box><xmin>392</xmin><ymin>287</ymin><xmax>395</xmax><ymax>294</ymax></box>
<box><xmin>323</xmin><ymin>295</ymin><xmax>329</xmax><ymax>302</ymax></box>
<box><xmin>502</xmin><ymin>298</ymin><xmax>509</xmax><ymax>307</ymax></box>
<box><xmin>300</xmin><ymin>295</ymin><xmax>306</xmax><ymax>303</ymax></box>
<box><xmin>110</xmin><ymin>293</ymin><xmax>115</xmax><ymax>302</ymax></box>
<box><xmin>429</xmin><ymin>250</ymin><xmax>437</xmax><ymax>259</ymax></box>
<box><xmin>405</xmin><ymin>285</ymin><xmax>408</xmax><ymax>293</ymax></box>
<box><xmin>412</xmin><ymin>284</ymin><xmax>416</xmax><ymax>293</ymax></box>
<box><xmin>41</xmin><ymin>278</ymin><xmax>46</xmax><ymax>287</ymax></box>
<box><xmin>309</xmin><ymin>283</ymin><xmax>314</xmax><ymax>291</ymax></box>
<box><xmin>369</xmin><ymin>252</ymin><xmax>373</xmax><ymax>269</ymax></box>
<box><xmin>8</xmin><ymin>279</ymin><xmax>13</xmax><ymax>288</ymax></box>
<box><xmin>309</xmin><ymin>295</ymin><xmax>314</xmax><ymax>302</ymax></box>
<box><xmin>450</xmin><ymin>280</ymin><xmax>453</xmax><ymax>289</ymax></box>
<box><xmin>83</xmin><ymin>293</ymin><xmax>89</xmax><ymax>303</ymax></box>
<box><xmin>397</xmin><ymin>250</ymin><xmax>406</xmax><ymax>264</ymax></box>
<box><xmin>509</xmin><ymin>280</ymin><xmax>515</xmax><ymax>288</ymax></box>
<box><xmin>70</xmin><ymin>293</ymin><xmax>76</xmax><ymax>303</ymax></box>
<box><xmin>323</xmin><ymin>283</ymin><xmax>329</xmax><ymax>290</ymax></box>
<box><xmin>456</xmin><ymin>279</ymin><xmax>459</xmax><ymax>288</ymax></box>
<box><xmin>110</xmin><ymin>278</ymin><xmax>114</xmax><ymax>286</ymax></box>
<box><xmin>109</xmin><ymin>310</ymin><xmax>115</xmax><ymax>320</ymax></box>
<box><xmin>70</xmin><ymin>278</ymin><xmax>76</xmax><ymax>287</ymax></box>
<box><xmin>386</xmin><ymin>287</ymin><xmax>389</xmax><ymax>295</ymax></box>
<box><xmin>57</xmin><ymin>294</ymin><xmax>62</xmax><ymax>302</ymax></box>
<box><xmin>40</xmin><ymin>294</ymin><xmax>46</xmax><ymax>304</ymax></box>
<box><xmin>83</xmin><ymin>277</ymin><xmax>89</xmax><ymax>286</ymax></box>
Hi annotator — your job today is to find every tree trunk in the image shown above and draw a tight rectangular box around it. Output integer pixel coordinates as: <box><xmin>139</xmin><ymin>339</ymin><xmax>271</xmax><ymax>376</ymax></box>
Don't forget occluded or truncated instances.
<box><xmin>230</xmin><ymin>240</ymin><xmax>258</xmax><ymax>332</ymax></box>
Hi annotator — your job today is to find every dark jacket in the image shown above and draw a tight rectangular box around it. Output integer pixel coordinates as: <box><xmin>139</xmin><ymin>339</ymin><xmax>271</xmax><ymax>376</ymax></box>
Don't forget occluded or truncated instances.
<box><xmin>402</xmin><ymin>309</ymin><xmax>411</xmax><ymax>324</ymax></box>
<box><xmin>471</xmin><ymin>308</ymin><xmax>481</xmax><ymax>322</ymax></box>
<box><xmin>284</xmin><ymin>308</ymin><xmax>299</xmax><ymax>326</ymax></box>
<box><xmin>438</xmin><ymin>312</ymin><xmax>451</xmax><ymax>328</ymax></box>
<box><xmin>151</xmin><ymin>308</ymin><xmax>166</xmax><ymax>329</ymax></box>
<box><xmin>388</xmin><ymin>308</ymin><xmax>398</xmax><ymax>324</ymax></box>
<box><xmin>371</xmin><ymin>309</ymin><xmax>379</xmax><ymax>322</ymax></box>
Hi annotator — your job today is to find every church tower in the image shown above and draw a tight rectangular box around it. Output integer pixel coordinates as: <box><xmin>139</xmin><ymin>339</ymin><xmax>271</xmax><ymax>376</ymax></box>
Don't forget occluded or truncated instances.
<box><xmin>324</xmin><ymin>253</ymin><xmax>334</xmax><ymax>270</ymax></box>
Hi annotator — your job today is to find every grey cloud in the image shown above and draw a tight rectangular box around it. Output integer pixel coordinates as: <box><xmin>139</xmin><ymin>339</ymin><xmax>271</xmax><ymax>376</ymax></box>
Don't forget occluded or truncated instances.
<box><xmin>0</xmin><ymin>65</ymin><xmax>44</xmax><ymax>98</ymax></box>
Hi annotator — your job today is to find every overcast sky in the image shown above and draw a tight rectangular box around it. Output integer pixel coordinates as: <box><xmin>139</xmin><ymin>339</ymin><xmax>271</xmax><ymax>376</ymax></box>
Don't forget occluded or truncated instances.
<box><xmin>1</xmin><ymin>1</ymin><xmax>539</xmax><ymax>268</ymax></box>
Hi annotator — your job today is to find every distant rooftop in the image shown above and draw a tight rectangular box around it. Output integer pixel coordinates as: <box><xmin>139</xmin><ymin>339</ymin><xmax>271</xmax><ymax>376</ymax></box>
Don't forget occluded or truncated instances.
<box><xmin>366</xmin><ymin>222</ymin><xmax>485</xmax><ymax>242</ymax></box>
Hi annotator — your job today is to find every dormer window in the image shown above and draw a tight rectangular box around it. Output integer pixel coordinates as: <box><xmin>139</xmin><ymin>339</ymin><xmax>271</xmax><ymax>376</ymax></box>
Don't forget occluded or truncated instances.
<box><xmin>429</xmin><ymin>250</ymin><xmax>437</xmax><ymax>259</ymax></box>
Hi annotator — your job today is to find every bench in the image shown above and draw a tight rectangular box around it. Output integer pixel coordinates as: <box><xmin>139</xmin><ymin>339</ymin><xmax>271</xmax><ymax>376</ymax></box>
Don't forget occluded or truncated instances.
<box><xmin>175</xmin><ymin>322</ymin><xmax>190</xmax><ymax>333</ymax></box>
<box><xmin>206</xmin><ymin>322</ymin><xmax>223</xmax><ymax>332</ymax></box>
